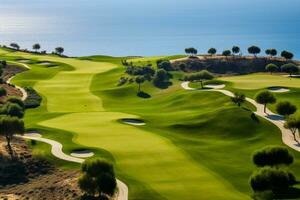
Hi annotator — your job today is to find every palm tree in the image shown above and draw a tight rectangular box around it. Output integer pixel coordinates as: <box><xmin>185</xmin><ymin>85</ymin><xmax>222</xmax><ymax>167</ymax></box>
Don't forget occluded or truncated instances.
<box><xmin>32</xmin><ymin>43</ymin><xmax>41</xmax><ymax>52</ymax></box>
<box><xmin>231</xmin><ymin>93</ymin><xmax>246</xmax><ymax>107</ymax></box>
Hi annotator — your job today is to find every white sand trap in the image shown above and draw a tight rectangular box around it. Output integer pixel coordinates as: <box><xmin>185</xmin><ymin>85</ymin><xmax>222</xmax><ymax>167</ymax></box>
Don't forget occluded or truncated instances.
<box><xmin>71</xmin><ymin>149</ymin><xmax>94</xmax><ymax>158</ymax></box>
<box><xmin>205</xmin><ymin>84</ymin><xmax>225</xmax><ymax>89</ymax></box>
<box><xmin>268</xmin><ymin>87</ymin><xmax>290</xmax><ymax>93</ymax></box>
<box><xmin>121</xmin><ymin>118</ymin><xmax>146</xmax><ymax>126</ymax></box>
<box><xmin>17</xmin><ymin>59</ymin><xmax>31</xmax><ymax>63</ymax></box>
<box><xmin>38</xmin><ymin>62</ymin><xmax>52</xmax><ymax>65</ymax></box>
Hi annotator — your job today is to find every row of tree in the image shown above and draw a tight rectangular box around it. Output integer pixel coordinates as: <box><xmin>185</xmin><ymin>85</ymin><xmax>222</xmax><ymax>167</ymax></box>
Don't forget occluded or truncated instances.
<box><xmin>186</xmin><ymin>46</ymin><xmax>294</xmax><ymax>60</ymax></box>
<box><xmin>250</xmin><ymin>146</ymin><xmax>298</xmax><ymax>199</ymax></box>
<box><xmin>9</xmin><ymin>43</ymin><xmax>64</xmax><ymax>55</ymax></box>
<box><xmin>265</xmin><ymin>63</ymin><xmax>299</xmax><ymax>76</ymax></box>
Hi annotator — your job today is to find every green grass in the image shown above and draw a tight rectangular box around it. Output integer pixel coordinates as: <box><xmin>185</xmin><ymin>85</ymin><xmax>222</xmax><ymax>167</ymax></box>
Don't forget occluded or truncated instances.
<box><xmin>2</xmin><ymin>48</ymin><xmax>300</xmax><ymax>199</ymax></box>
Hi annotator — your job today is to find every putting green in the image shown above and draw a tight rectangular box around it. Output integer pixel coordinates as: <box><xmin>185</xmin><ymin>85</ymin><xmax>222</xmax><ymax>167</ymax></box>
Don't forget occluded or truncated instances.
<box><xmin>220</xmin><ymin>73</ymin><xmax>300</xmax><ymax>89</ymax></box>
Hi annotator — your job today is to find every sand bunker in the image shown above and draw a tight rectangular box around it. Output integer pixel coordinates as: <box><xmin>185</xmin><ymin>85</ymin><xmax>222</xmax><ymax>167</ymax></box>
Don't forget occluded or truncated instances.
<box><xmin>37</xmin><ymin>61</ymin><xmax>52</xmax><ymax>65</ymax></box>
<box><xmin>17</xmin><ymin>59</ymin><xmax>31</xmax><ymax>63</ymax></box>
<box><xmin>268</xmin><ymin>87</ymin><xmax>290</xmax><ymax>93</ymax></box>
<box><xmin>70</xmin><ymin>149</ymin><xmax>94</xmax><ymax>158</ymax></box>
<box><xmin>121</xmin><ymin>118</ymin><xmax>146</xmax><ymax>126</ymax></box>
<box><xmin>205</xmin><ymin>84</ymin><xmax>225</xmax><ymax>89</ymax></box>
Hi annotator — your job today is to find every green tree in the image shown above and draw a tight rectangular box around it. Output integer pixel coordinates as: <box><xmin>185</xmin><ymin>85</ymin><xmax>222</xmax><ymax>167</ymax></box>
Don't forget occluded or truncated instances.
<box><xmin>255</xmin><ymin>91</ymin><xmax>276</xmax><ymax>113</ymax></box>
<box><xmin>222</xmin><ymin>50</ymin><xmax>231</xmax><ymax>58</ymax></box>
<box><xmin>135</xmin><ymin>76</ymin><xmax>145</xmax><ymax>93</ymax></box>
<box><xmin>208</xmin><ymin>48</ymin><xmax>217</xmax><ymax>56</ymax></box>
<box><xmin>265</xmin><ymin>63</ymin><xmax>278</xmax><ymax>74</ymax></box>
<box><xmin>32</xmin><ymin>43</ymin><xmax>41</xmax><ymax>52</ymax></box>
<box><xmin>55</xmin><ymin>47</ymin><xmax>64</xmax><ymax>55</ymax></box>
<box><xmin>276</xmin><ymin>101</ymin><xmax>297</xmax><ymax>117</ymax></box>
<box><xmin>265</xmin><ymin>49</ymin><xmax>271</xmax><ymax>56</ymax></box>
<box><xmin>78</xmin><ymin>159</ymin><xmax>117</xmax><ymax>198</ymax></box>
<box><xmin>1</xmin><ymin>103</ymin><xmax>24</xmax><ymax>118</ymax></box>
<box><xmin>0</xmin><ymin>116</ymin><xmax>25</xmax><ymax>149</ymax></box>
<box><xmin>231</xmin><ymin>93</ymin><xmax>246</xmax><ymax>107</ymax></box>
<box><xmin>0</xmin><ymin>87</ymin><xmax>7</xmax><ymax>97</ymax></box>
<box><xmin>185</xmin><ymin>48</ymin><xmax>197</xmax><ymax>56</ymax></box>
<box><xmin>250</xmin><ymin>167</ymin><xmax>296</xmax><ymax>192</ymax></box>
<box><xmin>252</xmin><ymin>146</ymin><xmax>294</xmax><ymax>167</ymax></box>
<box><xmin>153</xmin><ymin>69</ymin><xmax>171</xmax><ymax>88</ymax></box>
<box><xmin>184</xmin><ymin>70</ymin><xmax>214</xmax><ymax>88</ymax></box>
<box><xmin>284</xmin><ymin>116</ymin><xmax>300</xmax><ymax>143</ymax></box>
<box><xmin>232</xmin><ymin>46</ymin><xmax>240</xmax><ymax>56</ymax></box>
<box><xmin>281</xmin><ymin>50</ymin><xmax>294</xmax><ymax>60</ymax></box>
<box><xmin>281</xmin><ymin>63</ymin><xmax>299</xmax><ymax>77</ymax></box>
<box><xmin>6</xmin><ymin>96</ymin><xmax>25</xmax><ymax>109</ymax></box>
<box><xmin>248</xmin><ymin>46</ymin><xmax>261</xmax><ymax>57</ymax></box>
<box><xmin>9</xmin><ymin>43</ymin><xmax>20</xmax><ymax>50</ymax></box>
<box><xmin>270</xmin><ymin>49</ymin><xmax>277</xmax><ymax>57</ymax></box>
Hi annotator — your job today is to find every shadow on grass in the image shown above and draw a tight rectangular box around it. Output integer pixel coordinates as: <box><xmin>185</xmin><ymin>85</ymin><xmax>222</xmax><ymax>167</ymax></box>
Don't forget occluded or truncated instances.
<box><xmin>137</xmin><ymin>91</ymin><xmax>151</xmax><ymax>98</ymax></box>
<box><xmin>251</xmin><ymin>113</ymin><xmax>260</xmax><ymax>123</ymax></box>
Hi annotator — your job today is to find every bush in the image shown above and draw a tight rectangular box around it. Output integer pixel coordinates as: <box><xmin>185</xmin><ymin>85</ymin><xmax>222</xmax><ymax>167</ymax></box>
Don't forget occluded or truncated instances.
<box><xmin>184</xmin><ymin>70</ymin><xmax>214</xmax><ymax>81</ymax></box>
<box><xmin>6</xmin><ymin>96</ymin><xmax>25</xmax><ymax>109</ymax></box>
<box><xmin>79</xmin><ymin>159</ymin><xmax>117</xmax><ymax>198</ymax></box>
<box><xmin>0</xmin><ymin>102</ymin><xmax>24</xmax><ymax>118</ymax></box>
<box><xmin>157</xmin><ymin>60</ymin><xmax>174</xmax><ymax>71</ymax></box>
<box><xmin>253</xmin><ymin>146</ymin><xmax>293</xmax><ymax>167</ymax></box>
<box><xmin>24</xmin><ymin>87</ymin><xmax>42</xmax><ymax>108</ymax></box>
<box><xmin>0</xmin><ymin>87</ymin><xmax>7</xmax><ymax>97</ymax></box>
<box><xmin>250</xmin><ymin>167</ymin><xmax>296</xmax><ymax>192</ymax></box>
<box><xmin>281</xmin><ymin>63</ymin><xmax>299</xmax><ymax>76</ymax></box>
<box><xmin>276</xmin><ymin>101</ymin><xmax>297</xmax><ymax>116</ymax></box>
<box><xmin>153</xmin><ymin>69</ymin><xmax>172</xmax><ymax>88</ymax></box>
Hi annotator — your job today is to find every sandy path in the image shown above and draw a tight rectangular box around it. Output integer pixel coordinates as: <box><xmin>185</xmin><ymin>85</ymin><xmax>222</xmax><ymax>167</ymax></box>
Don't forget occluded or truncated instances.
<box><xmin>9</xmin><ymin>61</ymin><xmax>128</xmax><ymax>200</ymax></box>
<box><xmin>181</xmin><ymin>81</ymin><xmax>300</xmax><ymax>152</ymax></box>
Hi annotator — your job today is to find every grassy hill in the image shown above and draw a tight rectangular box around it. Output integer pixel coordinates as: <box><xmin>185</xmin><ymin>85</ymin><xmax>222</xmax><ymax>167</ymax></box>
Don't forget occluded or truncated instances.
<box><xmin>1</xmin><ymin>48</ymin><xmax>300</xmax><ymax>199</ymax></box>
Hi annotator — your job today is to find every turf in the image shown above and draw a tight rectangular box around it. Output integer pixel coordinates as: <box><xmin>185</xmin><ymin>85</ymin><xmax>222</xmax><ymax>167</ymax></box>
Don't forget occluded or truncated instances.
<box><xmin>1</xmin><ymin>48</ymin><xmax>300</xmax><ymax>199</ymax></box>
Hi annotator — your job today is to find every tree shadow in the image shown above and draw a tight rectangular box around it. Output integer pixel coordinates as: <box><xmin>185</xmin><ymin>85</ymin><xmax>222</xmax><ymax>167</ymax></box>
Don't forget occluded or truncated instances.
<box><xmin>137</xmin><ymin>91</ymin><xmax>151</xmax><ymax>99</ymax></box>
<box><xmin>154</xmin><ymin>81</ymin><xmax>173</xmax><ymax>89</ymax></box>
<box><xmin>251</xmin><ymin>113</ymin><xmax>260</xmax><ymax>123</ymax></box>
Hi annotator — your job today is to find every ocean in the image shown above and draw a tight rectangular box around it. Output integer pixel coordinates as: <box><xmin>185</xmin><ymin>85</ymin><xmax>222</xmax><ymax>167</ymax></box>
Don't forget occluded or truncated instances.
<box><xmin>0</xmin><ymin>0</ymin><xmax>299</xmax><ymax>58</ymax></box>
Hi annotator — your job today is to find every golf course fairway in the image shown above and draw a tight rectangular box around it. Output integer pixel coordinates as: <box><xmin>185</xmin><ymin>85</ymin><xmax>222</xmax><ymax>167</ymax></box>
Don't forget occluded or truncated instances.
<box><xmin>2</xmin><ymin>48</ymin><xmax>300</xmax><ymax>199</ymax></box>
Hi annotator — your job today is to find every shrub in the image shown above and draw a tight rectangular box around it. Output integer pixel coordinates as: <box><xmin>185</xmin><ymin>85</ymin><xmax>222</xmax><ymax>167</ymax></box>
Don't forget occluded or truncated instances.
<box><xmin>265</xmin><ymin>63</ymin><xmax>278</xmax><ymax>74</ymax></box>
<box><xmin>157</xmin><ymin>60</ymin><xmax>173</xmax><ymax>71</ymax></box>
<box><xmin>79</xmin><ymin>159</ymin><xmax>117</xmax><ymax>198</ymax></box>
<box><xmin>276</xmin><ymin>101</ymin><xmax>297</xmax><ymax>117</ymax></box>
<box><xmin>253</xmin><ymin>146</ymin><xmax>293</xmax><ymax>167</ymax></box>
<box><xmin>0</xmin><ymin>87</ymin><xmax>7</xmax><ymax>97</ymax></box>
<box><xmin>184</xmin><ymin>70</ymin><xmax>214</xmax><ymax>82</ymax></box>
<box><xmin>0</xmin><ymin>103</ymin><xmax>24</xmax><ymax>118</ymax></box>
<box><xmin>153</xmin><ymin>69</ymin><xmax>171</xmax><ymax>88</ymax></box>
<box><xmin>281</xmin><ymin>63</ymin><xmax>299</xmax><ymax>76</ymax></box>
<box><xmin>24</xmin><ymin>87</ymin><xmax>42</xmax><ymax>108</ymax></box>
<box><xmin>250</xmin><ymin>167</ymin><xmax>296</xmax><ymax>192</ymax></box>
<box><xmin>6</xmin><ymin>96</ymin><xmax>25</xmax><ymax>109</ymax></box>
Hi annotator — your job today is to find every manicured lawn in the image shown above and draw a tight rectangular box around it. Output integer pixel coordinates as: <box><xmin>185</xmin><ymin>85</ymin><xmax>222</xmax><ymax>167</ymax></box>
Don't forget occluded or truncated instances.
<box><xmin>1</xmin><ymin>48</ymin><xmax>300</xmax><ymax>199</ymax></box>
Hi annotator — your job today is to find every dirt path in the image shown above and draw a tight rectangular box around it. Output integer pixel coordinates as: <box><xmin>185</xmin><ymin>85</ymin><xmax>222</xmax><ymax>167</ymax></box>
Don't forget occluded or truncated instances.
<box><xmin>181</xmin><ymin>81</ymin><xmax>300</xmax><ymax>153</ymax></box>
<box><xmin>9</xmin><ymin>62</ymin><xmax>128</xmax><ymax>200</ymax></box>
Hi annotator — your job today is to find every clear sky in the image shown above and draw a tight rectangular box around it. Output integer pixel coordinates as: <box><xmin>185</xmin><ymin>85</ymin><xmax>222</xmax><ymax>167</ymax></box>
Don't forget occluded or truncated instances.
<box><xmin>1</xmin><ymin>0</ymin><xmax>299</xmax><ymax>57</ymax></box>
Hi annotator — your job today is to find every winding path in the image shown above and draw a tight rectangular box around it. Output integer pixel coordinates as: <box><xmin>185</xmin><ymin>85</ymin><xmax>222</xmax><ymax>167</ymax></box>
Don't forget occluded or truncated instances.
<box><xmin>181</xmin><ymin>81</ymin><xmax>300</xmax><ymax>152</ymax></box>
<box><xmin>8</xmin><ymin>62</ymin><xmax>128</xmax><ymax>200</ymax></box>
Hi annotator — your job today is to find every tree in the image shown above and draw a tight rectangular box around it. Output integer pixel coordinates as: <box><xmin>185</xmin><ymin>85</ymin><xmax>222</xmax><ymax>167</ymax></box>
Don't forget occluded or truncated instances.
<box><xmin>284</xmin><ymin>116</ymin><xmax>300</xmax><ymax>143</ymax></box>
<box><xmin>270</xmin><ymin>49</ymin><xmax>277</xmax><ymax>57</ymax></box>
<box><xmin>32</xmin><ymin>43</ymin><xmax>41</xmax><ymax>52</ymax></box>
<box><xmin>250</xmin><ymin>167</ymin><xmax>296</xmax><ymax>192</ymax></box>
<box><xmin>231</xmin><ymin>93</ymin><xmax>246</xmax><ymax>107</ymax></box>
<box><xmin>6</xmin><ymin>96</ymin><xmax>25</xmax><ymax>109</ymax></box>
<box><xmin>281</xmin><ymin>63</ymin><xmax>299</xmax><ymax>77</ymax></box>
<box><xmin>265</xmin><ymin>49</ymin><xmax>271</xmax><ymax>56</ymax></box>
<box><xmin>10</xmin><ymin>43</ymin><xmax>20</xmax><ymax>50</ymax></box>
<box><xmin>0</xmin><ymin>116</ymin><xmax>25</xmax><ymax>149</ymax></box>
<box><xmin>184</xmin><ymin>70</ymin><xmax>214</xmax><ymax>88</ymax></box>
<box><xmin>135</xmin><ymin>76</ymin><xmax>145</xmax><ymax>93</ymax></box>
<box><xmin>281</xmin><ymin>51</ymin><xmax>294</xmax><ymax>60</ymax></box>
<box><xmin>185</xmin><ymin>48</ymin><xmax>198</xmax><ymax>57</ymax></box>
<box><xmin>153</xmin><ymin>69</ymin><xmax>171</xmax><ymax>87</ymax></box>
<box><xmin>208</xmin><ymin>48</ymin><xmax>217</xmax><ymax>56</ymax></box>
<box><xmin>232</xmin><ymin>46</ymin><xmax>240</xmax><ymax>56</ymax></box>
<box><xmin>55</xmin><ymin>47</ymin><xmax>64</xmax><ymax>55</ymax></box>
<box><xmin>1</xmin><ymin>103</ymin><xmax>24</xmax><ymax>118</ymax></box>
<box><xmin>248</xmin><ymin>46</ymin><xmax>261</xmax><ymax>57</ymax></box>
<box><xmin>265</xmin><ymin>63</ymin><xmax>278</xmax><ymax>74</ymax></box>
<box><xmin>276</xmin><ymin>101</ymin><xmax>297</xmax><ymax>117</ymax></box>
<box><xmin>222</xmin><ymin>50</ymin><xmax>231</xmax><ymax>58</ymax></box>
<box><xmin>79</xmin><ymin>159</ymin><xmax>117</xmax><ymax>198</ymax></box>
<box><xmin>255</xmin><ymin>91</ymin><xmax>276</xmax><ymax>113</ymax></box>
<box><xmin>157</xmin><ymin>60</ymin><xmax>173</xmax><ymax>71</ymax></box>
<box><xmin>252</xmin><ymin>146</ymin><xmax>294</xmax><ymax>167</ymax></box>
